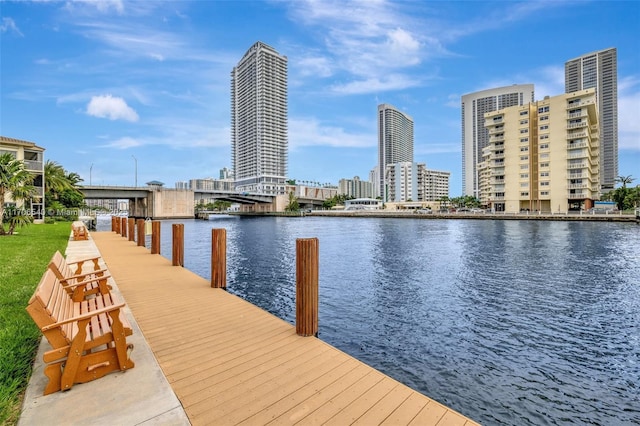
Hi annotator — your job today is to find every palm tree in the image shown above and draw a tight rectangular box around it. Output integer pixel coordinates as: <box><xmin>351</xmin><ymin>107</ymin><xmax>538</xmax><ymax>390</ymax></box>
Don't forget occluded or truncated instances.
<box><xmin>0</xmin><ymin>153</ymin><xmax>35</xmax><ymax>235</ymax></box>
<box><xmin>616</xmin><ymin>175</ymin><xmax>634</xmax><ymax>189</ymax></box>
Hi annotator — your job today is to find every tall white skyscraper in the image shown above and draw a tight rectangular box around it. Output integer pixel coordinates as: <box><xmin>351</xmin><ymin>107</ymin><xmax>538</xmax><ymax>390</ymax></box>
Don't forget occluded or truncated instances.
<box><xmin>565</xmin><ymin>48</ymin><xmax>618</xmax><ymax>190</ymax></box>
<box><xmin>461</xmin><ymin>84</ymin><xmax>535</xmax><ymax>198</ymax></box>
<box><xmin>231</xmin><ymin>41</ymin><xmax>288</xmax><ymax>195</ymax></box>
<box><xmin>378</xmin><ymin>104</ymin><xmax>413</xmax><ymax>202</ymax></box>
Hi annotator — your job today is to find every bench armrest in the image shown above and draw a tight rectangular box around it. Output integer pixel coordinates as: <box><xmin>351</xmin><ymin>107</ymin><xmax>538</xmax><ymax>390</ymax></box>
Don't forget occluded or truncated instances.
<box><xmin>65</xmin><ymin>256</ymin><xmax>101</xmax><ymax>266</ymax></box>
<box><xmin>64</xmin><ymin>268</ymin><xmax>110</xmax><ymax>282</ymax></box>
<box><xmin>60</xmin><ymin>273</ymin><xmax>112</xmax><ymax>289</ymax></box>
<box><xmin>40</xmin><ymin>301</ymin><xmax>127</xmax><ymax>331</ymax></box>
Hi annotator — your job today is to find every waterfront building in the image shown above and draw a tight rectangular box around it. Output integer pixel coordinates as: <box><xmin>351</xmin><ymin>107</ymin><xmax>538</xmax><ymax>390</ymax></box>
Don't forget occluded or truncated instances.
<box><xmin>422</xmin><ymin>168</ymin><xmax>451</xmax><ymax>201</ymax></box>
<box><xmin>231</xmin><ymin>41</ymin><xmax>288</xmax><ymax>195</ymax></box>
<box><xmin>385</xmin><ymin>162</ymin><xmax>418</xmax><ymax>203</ymax></box>
<box><xmin>462</xmin><ymin>85</ymin><xmax>535</xmax><ymax>198</ymax></box>
<box><xmin>369</xmin><ymin>166</ymin><xmax>380</xmax><ymax>199</ymax></box>
<box><xmin>378</xmin><ymin>104</ymin><xmax>413</xmax><ymax>201</ymax></box>
<box><xmin>175</xmin><ymin>181</ymin><xmax>188</xmax><ymax>190</ymax></box>
<box><xmin>338</xmin><ymin>176</ymin><xmax>374</xmax><ymax>199</ymax></box>
<box><xmin>344</xmin><ymin>198</ymin><xmax>382</xmax><ymax>210</ymax></box>
<box><xmin>481</xmin><ymin>89</ymin><xmax>599</xmax><ymax>213</ymax></box>
<box><xmin>0</xmin><ymin>135</ymin><xmax>45</xmax><ymax>223</ymax></box>
<box><xmin>565</xmin><ymin>48</ymin><xmax>617</xmax><ymax>190</ymax></box>
<box><xmin>385</xmin><ymin>162</ymin><xmax>451</xmax><ymax>203</ymax></box>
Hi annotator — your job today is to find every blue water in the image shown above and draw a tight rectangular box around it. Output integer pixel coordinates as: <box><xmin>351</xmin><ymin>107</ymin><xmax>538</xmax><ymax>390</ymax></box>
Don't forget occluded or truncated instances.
<box><xmin>99</xmin><ymin>216</ymin><xmax>640</xmax><ymax>425</ymax></box>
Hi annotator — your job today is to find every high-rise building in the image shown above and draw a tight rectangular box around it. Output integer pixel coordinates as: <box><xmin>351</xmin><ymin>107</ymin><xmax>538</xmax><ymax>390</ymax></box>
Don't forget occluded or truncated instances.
<box><xmin>462</xmin><ymin>85</ymin><xmax>535</xmax><ymax>198</ymax></box>
<box><xmin>231</xmin><ymin>41</ymin><xmax>288</xmax><ymax>195</ymax></box>
<box><xmin>378</xmin><ymin>104</ymin><xmax>413</xmax><ymax>201</ymax></box>
<box><xmin>565</xmin><ymin>48</ymin><xmax>617</xmax><ymax>190</ymax></box>
<box><xmin>480</xmin><ymin>89</ymin><xmax>600</xmax><ymax>213</ymax></box>
<box><xmin>338</xmin><ymin>176</ymin><xmax>374</xmax><ymax>199</ymax></box>
<box><xmin>385</xmin><ymin>162</ymin><xmax>451</xmax><ymax>203</ymax></box>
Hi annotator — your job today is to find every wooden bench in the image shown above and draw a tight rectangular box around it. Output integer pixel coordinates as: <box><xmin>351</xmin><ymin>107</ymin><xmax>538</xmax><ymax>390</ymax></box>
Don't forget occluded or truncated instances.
<box><xmin>26</xmin><ymin>268</ymin><xmax>135</xmax><ymax>395</ymax></box>
<box><xmin>48</xmin><ymin>251</ymin><xmax>112</xmax><ymax>301</ymax></box>
<box><xmin>71</xmin><ymin>221</ymin><xmax>88</xmax><ymax>241</ymax></box>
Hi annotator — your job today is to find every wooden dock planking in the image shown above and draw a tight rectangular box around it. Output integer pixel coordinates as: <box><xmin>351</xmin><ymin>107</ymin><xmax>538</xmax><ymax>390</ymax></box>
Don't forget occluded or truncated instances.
<box><xmin>92</xmin><ymin>231</ymin><xmax>479</xmax><ymax>426</ymax></box>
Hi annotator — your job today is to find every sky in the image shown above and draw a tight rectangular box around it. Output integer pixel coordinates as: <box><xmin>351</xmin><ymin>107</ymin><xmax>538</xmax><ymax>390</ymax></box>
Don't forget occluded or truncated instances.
<box><xmin>1</xmin><ymin>0</ymin><xmax>639</xmax><ymax>195</ymax></box>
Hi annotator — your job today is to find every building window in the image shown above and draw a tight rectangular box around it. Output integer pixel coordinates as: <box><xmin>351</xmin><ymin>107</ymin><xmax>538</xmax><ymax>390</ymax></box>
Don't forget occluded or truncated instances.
<box><xmin>540</xmin><ymin>171</ymin><xmax>549</xmax><ymax>177</ymax></box>
<box><xmin>520</xmin><ymin>120</ymin><xmax>529</xmax><ymax>125</ymax></box>
<box><xmin>520</xmin><ymin>192</ymin><xmax>529</xmax><ymax>196</ymax></box>
<box><xmin>540</xmin><ymin>125</ymin><xmax>549</xmax><ymax>131</ymax></box>
<box><xmin>540</xmin><ymin>135</ymin><xmax>549</xmax><ymax>140</ymax></box>
<box><xmin>520</xmin><ymin>129</ymin><xmax>529</xmax><ymax>134</ymax></box>
<box><xmin>540</xmin><ymin>115</ymin><xmax>549</xmax><ymax>121</ymax></box>
<box><xmin>520</xmin><ymin>147</ymin><xmax>529</xmax><ymax>152</ymax></box>
<box><xmin>540</xmin><ymin>181</ymin><xmax>550</xmax><ymax>186</ymax></box>
<box><xmin>520</xmin><ymin>182</ymin><xmax>529</xmax><ymax>187</ymax></box>
<box><xmin>520</xmin><ymin>137</ymin><xmax>529</xmax><ymax>143</ymax></box>
<box><xmin>538</xmin><ymin>106</ymin><xmax>549</xmax><ymax>113</ymax></box>
<box><xmin>540</xmin><ymin>153</ymin><xmax>549</xmax><ymax>159</ymax></box>
<box><xmin>520</xmin><ymin>165</ymin><xmax>529</xmax><ymax>169</ymax></box>
<box><xmin>520</xmin><ymin>155</ymin><xmax>529</xmax><ymax>161</ymax></box>
<box><xmin>520</xmin><ymin>110</ymin><xmax>528</xmax><ymax>116</ymax></box>
<box><xmin>540</xmin><ymin>143</ymin><xmax>549</xmax><ymax>149</ymax></box>
<box><xmin>540</xmin><ymin>191</ymin><xmax>549</xmax><ymax>196</ymax></box>
<box><xmin>520</xmin><ymin>173</ymin><xmax>529</xmax><ymax>178</ymax></box>
<box><xmin>540</xmin><ymin>162</ymin><xmax>549</xmax><ymax>167</ymax></box>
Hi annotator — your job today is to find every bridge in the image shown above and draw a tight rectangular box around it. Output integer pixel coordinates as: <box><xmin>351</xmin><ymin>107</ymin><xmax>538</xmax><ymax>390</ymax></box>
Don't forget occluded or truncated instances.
<box><xmin>79</xmin><ymin>186</ymin><xmax>278</xmax><ymax>219</ymax></box>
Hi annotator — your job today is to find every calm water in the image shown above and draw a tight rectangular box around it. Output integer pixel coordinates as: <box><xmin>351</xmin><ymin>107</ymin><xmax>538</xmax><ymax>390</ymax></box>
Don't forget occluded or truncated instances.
<box><xmin>99</xmin><ymin>216</ymin><xmax>640</xmax><ymax>425</ymax></box>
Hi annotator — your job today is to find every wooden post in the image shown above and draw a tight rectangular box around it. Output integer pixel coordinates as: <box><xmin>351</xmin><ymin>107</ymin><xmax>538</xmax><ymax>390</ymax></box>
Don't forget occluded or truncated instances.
<box><xmin>296</xmin><ymin>238</ymin><xmax>319</xmax><ymax>337</ymax></box>
<box><xmin>136</xmin><ymin>219</ymin><xmax>145</xmax><ymax>247</ymax></box>
<box><xmin>172</xmin><ymin>223</ymin><xmax>184</xmax><ymax>267</ymax></box>
<box><xmin>111</xmin><ymin>216</ymin><xmax>116</xmax><ymax>232</ymax></box>
<box><xmin>211</xmin><ymin>228</ymin><xmax>226</xmax><ymax>288</ymax></box>
<box><xmin>114</xmin><ymin>216</ymin><xmax>120</xmax><ymax>234</ymax></box>
<box><xmin>151</xmin><ymin>221</ymin><xmax>161</xmax><ymax>254</ymax></box>
<box><xmin>128</xmin><ymin>218</ymin><xmax>135</xmax><ymax>242</ymax></box>
<box><xmin>121</xmin><ymin>217</ymin><xmax>127</xmax><ymax>238</ymax></box>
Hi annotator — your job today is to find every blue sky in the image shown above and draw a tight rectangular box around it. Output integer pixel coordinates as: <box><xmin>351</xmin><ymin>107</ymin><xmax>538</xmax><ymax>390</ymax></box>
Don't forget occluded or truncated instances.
<box><xmin>1</xmin><ymin>0</ymin><xmax>639</xmax><ymax>194</ymax></box>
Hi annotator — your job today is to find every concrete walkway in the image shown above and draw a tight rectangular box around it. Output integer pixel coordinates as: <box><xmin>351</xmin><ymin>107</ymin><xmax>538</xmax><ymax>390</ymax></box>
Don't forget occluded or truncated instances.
<box><xmin>18</xmin><ymin>233</ymin><xmax>190</xmax><ymax>426</ymax></box>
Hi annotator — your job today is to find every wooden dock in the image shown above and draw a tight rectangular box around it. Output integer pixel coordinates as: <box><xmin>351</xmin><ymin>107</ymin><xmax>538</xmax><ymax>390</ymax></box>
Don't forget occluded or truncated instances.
<box><xmin>91</xmin><ymin>231</ymin><xmax>479</xmax><ymax>425</ymax></box>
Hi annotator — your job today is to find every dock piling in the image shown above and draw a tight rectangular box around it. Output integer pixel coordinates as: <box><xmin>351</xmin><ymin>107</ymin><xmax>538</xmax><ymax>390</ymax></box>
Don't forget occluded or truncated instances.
<box><xmin>296</xmin><ymin>237</ymin><xmax>319</xmax><ymax>337</ymax></box>
<box><xmin>121</xmin><ymin>217</ymin><xmax>127</xmax><ymax>238</ymax></box>
<box><xmin>128</xmin><ymin>218</ymin><xmax>135</xmax><ymax>242</ymax></box>
<box><xmin>211</xmin><ymin>228</ymin><xmax>227</xmax><ymax>289</ymax></box>
<box><xmin>136</xmin><ymin>219</ymin><xmax>145</xmax><ymax>247</ymax></box>
<box><xmin>151</xmin><ymin>221</ymin><xmax>161</xmax><ymax>254</ymax></box>
<box><xmin>172</xmin><ymin>223</ymin><xmax>184</xmax><ymax>267</ymax></box>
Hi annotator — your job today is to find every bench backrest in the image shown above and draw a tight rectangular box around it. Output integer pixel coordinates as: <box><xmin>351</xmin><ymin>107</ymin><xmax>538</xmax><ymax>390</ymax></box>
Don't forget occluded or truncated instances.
<box><xmin>48</xmin><ymin>251</ymin><xmax>75</xmax><ymax>280</ymax></box>
<box><xmin>26</xmin><ymin>268</ymin><xmax>75</xmax><ymax>348</ymax></box>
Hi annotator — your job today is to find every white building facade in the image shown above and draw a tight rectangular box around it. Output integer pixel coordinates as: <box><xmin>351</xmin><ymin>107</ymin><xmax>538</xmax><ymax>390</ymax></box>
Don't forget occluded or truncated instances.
<box><xmin>462</xmin><ymin>85</ymin><xmax>535</xmax><ymax>198</ymax></box>
<box><xmin>338</xmin><ymin>176</ymin><xmax>374</xmax><ymax>199</ymax></box>
<box><xmin>378</xmin><ymin>104</ymin><xmax>413</xmax><ymax>202</ymax></box>
<box><xmin>231</xmin><ymin>41</ymin><xmax>288</xmax><ymax>195</ymax></box>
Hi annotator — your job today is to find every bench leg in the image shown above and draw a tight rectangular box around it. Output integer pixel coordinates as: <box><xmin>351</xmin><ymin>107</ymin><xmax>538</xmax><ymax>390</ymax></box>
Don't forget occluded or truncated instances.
<box><xmin>43</xmin><ymin>363</ymin><xmax>63</xmax><ymax>395</ymax></box>
<box><xmin>60</xmin><ymin>318</ymin><xmax>89</xmax><ymax>392</ymax></box>
<box><xmin>109</xmin><ymin>310</ymin><xmax>135</xmax><ymax>371</ymax></box>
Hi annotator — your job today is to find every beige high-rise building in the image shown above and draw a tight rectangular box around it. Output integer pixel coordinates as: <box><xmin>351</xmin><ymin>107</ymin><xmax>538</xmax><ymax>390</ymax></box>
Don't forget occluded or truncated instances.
<box><xmin>481</xmin><ymin>89</ymin><xmax>599</xmax><ymax>213</ymax></box>
<box><xmin>462</xmin><ymin>85</ymin><xmax>535</xmax><ymax>198</ymax></box>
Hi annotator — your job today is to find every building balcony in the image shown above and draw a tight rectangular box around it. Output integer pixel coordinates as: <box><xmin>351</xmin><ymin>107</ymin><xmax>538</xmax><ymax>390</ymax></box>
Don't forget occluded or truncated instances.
<box><xmin>492</xmin><ymin>153</ymin><xmax>505</xmax><ymax>160</ymax></box>
<box><xmin>568</xmin><ymin>193</ymin><xmax>586</xmax><ymax>199</ymax></box>
<box><xmin>24</xmin><ymin>160</ymin><xmax>43</xmax><ymax>171</ymax></box>
<box><xmin>566</xmin><ymin>100</ymin><xmax>594</xmax><ymax>110</ymax></box>
<box><xmin>567</xmin><ymin>141</ymin><xmax>588</xmax><ymax>150</ymax></box>
<box><xmin>567</xmin><ymin>111</ymin><xmax>587</xmax><ymax>119</ymax></box>
<box><xmin>567</xmin><ymin>162</ymin><xmax>587</xmax><ymax>169</ymax></box>
<box><xmin>567</xmin><ymin>122</ymin><xmax>588</xmax><ymax>129</ymax></box>
<box><xmin>566</xmin><ymin>131</ymin><xmax>588</xmax><ymax>140</ymax></box>
<box><xmin>568</xmin><ymin>152</ymin><xmax>588</xmax><ymax>159</ymax></box>
<box><xmin>490</xmin><ymin>135</ymin><xmax>505</xmax><ymax>142</ymax></box>
<box><xmin>568</xmin><ymin>183</ymin><xmax>588</xmax><ymax>189</ymax></box>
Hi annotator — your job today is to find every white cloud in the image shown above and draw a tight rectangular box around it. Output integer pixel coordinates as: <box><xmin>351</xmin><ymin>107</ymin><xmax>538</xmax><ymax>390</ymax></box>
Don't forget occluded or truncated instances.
<box><xmin>1</xmin><ymin>17</ymin><xmax>23</xmax><ymax>36</ymax></box>
<box><xmin>86</xmin><ymin>94</ymin><xmax>139</xmax><ymax>122</ymax></box>
<box><xmin>66</xmin><ymin>0</ymin><xmax>125</xmax><ymax>14</ymax></box>
<box><xmin>100</xmin><ymin>136</ymin><xmax>141</xmax><ymax>149</ymax></box>
<box><xmin>289</xmin><ymin>117</ymin><xmax>374</xmax><ymax>149</ymax></box>
<box><xmin>331</xmin><ymin>74</ymin><xmax>421</xmax><ymax>95</ymax></box>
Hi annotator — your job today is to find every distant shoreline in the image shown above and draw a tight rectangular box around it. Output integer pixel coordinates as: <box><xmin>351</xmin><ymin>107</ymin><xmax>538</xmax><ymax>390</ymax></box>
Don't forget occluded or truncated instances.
<box><xmin>302</xmin><ymin>210</ymin><xmax>639</xmax><ymax>222</ymax></box>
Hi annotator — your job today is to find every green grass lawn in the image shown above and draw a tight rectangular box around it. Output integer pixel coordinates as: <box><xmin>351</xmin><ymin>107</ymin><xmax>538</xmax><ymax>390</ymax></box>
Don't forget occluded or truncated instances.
<box><xmin>0</xmin><ymin>222</ymin><xmax>71</xmax><ymax>425</ymax></box>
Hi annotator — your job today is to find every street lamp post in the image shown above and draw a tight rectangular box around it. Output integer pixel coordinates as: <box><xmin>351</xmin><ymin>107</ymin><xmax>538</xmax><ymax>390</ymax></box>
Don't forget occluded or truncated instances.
<box><xmin>132</xmin><ymin>155</ymin><xmax>137</xmax><ymax>188</ymax></box>
<box><xmin>90</xmin><ymin>163</ymin><xmax>93</xmax><ymax>186</ymax></box>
